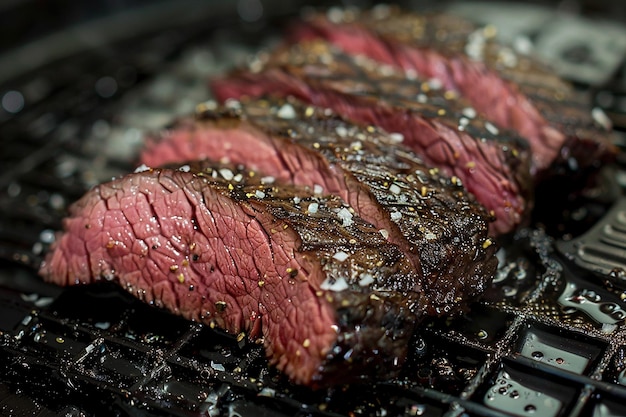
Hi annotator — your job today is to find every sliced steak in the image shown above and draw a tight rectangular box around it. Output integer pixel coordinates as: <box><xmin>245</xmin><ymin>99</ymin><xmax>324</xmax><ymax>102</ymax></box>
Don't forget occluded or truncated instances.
<box><xmin>39</xmin><ymin>161</ymin><xmax>426</xmax><ymax>387</ymax></box>
<box><xmin>210</xmin><ymin>41</ymin><xmax>532</xmax><ymax>235</ymax></box>
<box><xmin>289</xmin><ymin>6</ymin><xmax>617</xmax><ymax>178</ymax></box>
<box><xmin>140</xmin><ymin>97</ymin><xmax>498</xmax><ymax>316</ymax></box>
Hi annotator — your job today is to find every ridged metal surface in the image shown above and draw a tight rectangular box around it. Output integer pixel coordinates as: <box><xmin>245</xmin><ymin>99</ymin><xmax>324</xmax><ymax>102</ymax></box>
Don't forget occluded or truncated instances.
<box><xmin>1</xmin><ymin>2</ymin><xmax>626</xmax><ymax>416</ymax></box>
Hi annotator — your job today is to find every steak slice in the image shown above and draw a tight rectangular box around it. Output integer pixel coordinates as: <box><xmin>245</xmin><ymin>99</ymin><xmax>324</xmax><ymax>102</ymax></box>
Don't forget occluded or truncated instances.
<box><xmin>210</xmin><ymin>41</ymin><xmax>532</xmax><ymax>235</ymax></box>
<box><xmin>38</xmin><ymin>161</ymin><xmax>426</xmax><ymax>387</ymax></box>
<box><xmin>289</xmin><ymin>6</ymin><xmax>617</xmax><ymax>178</ymax></box>
<box><xmin>140</xmin><ymin>97</ymin><xmax>498</xmax><ymax>316</ymax></box>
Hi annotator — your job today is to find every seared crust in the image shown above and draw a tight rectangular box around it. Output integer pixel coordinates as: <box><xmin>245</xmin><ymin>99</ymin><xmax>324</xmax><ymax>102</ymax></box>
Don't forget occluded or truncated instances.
<box><xmin>143</xmin><ymin>97</ymin><xmax>499</xmax><ymax>315</ymax></box>
<box><xmin>290</xmin><ymin>6</ymin><xmax>617</xmax><ymax>177</ymax></box>
<box><xmin>39</xmin><ymin>160</ymin><xmax>424</xmax><ymax>387</ymax></box>
<box><xmin>211</xmin><ymin>41</ymin><xmax>533</xmax><ymax>235</ymax></box>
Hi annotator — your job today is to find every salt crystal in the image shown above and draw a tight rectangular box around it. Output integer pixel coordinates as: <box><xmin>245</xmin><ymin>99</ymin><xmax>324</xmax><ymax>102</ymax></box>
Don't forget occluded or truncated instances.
<box><xmin>592</xmin><ymin>107</ymin><xmax>612</xmax><ymax>130</ymax></box>
<box><xmin>358</xmin><ymin>273</ymin><xmax>375</xmax><ymax>286</ymax></box>
<box><xmin>224</xmin><ymin>98</ymin><xmax>241</xmax><ymax>110</ymax></box>
<box><xmin>321</xmin><ymin>276</ymin><xmax>349</xmax><ymax>292</ymax></box>
<box><xmin>379</xmin><ymin>64</ymin><xmax>395</xmax><ymax>77</ymax></box>
<box><xmin>602</xmin><ymin>323</ymin><xmax>618</xmax><ymax>334</ymax></box>
<box><xmin>462</xmin><ymin>107</ymin><xmax>477</xmax><ymax>119</ymax></box>
<box><xmin>134</xmin><ymin>164</ymin><xmax>151</xmax><ymax>173</ymax></box>
<box><xmin>210</xmin><ymin>361</ymin><xmax>226</xmax><ymax>372</ymax></box>
<box><xmin>335</xmin><ymin>125</ymin><xmax>348</xmax><ymax>137</ymax></box>
<box><xmin>428</xmin><ymin>78</ymin><xmax>443</xmax><ymax>90</ymax></box>
<box><xmin>485</xmin><ymin>121</ymin><xmax>499</xmax><ymax>136</ymax></box>
<box><xmin>498</xmin><ymin>48</ymin><xmax>518</xmax><ymax>68</ymax></box>
<box><xmin>405</xmin><ymin>69</ymin><xmax>418</xmax><ymax>80</ymax></box>
<box><xmin>388</xmin><ymin>132</ymin><xmax>404</xmax><ymax>143</ymax></box>
<box><xmin>218</xmin><ymin>168</ymin><xmax>234</xmax><ymax>180</ymax></box>
<box><xmin>333</xmin><ymin>251</ymin><xmax>349</xmax><ymax>262</ymax></box>
<box><xmin>389</xmin><ymin>183</ymin><xmax>401</xmax><ymax>195</ymax></box>
<box><xmin>277</xmin><ymin>103</ymin><xmax>296</xmax><ymax>119</ymax></box>
<box><xmin>337</xmin><ymin>207</ymin><xmax>354</xmax><ymax>226</ymax></box>
<box><xmin>513</xmin><ymin>35</ymin><xmax>533</xmax><ymax>55</ymax></box>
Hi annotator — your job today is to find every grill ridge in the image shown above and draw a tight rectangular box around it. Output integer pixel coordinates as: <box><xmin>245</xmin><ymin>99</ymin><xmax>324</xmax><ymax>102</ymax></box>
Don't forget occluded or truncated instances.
<box><xmin>2</xmin><ymin>2</ymin><xmax>626</xmax><ymax>416</ymax></box>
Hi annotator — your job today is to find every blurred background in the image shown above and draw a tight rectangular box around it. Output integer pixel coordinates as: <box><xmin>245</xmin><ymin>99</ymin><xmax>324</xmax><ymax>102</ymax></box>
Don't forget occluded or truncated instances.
<box><xmin>1</xmin><ymin>0</ymin><xmax>625</xmax><ymax>127</ymax></box>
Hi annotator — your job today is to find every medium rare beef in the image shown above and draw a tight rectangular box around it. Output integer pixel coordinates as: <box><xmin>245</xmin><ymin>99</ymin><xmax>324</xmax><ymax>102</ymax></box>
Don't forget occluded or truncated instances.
<box><xmin>288</xmin><ymin>6</ymin><xmax>617</xmax><ymax>178</ymax></box>
<box><xmin>141</xmin><ymin>97</ymin><xmax>498</xmax><ymax>316</ymax></box>
<box><xmin>210</xmin><ymin>41</ymin><xmax>532</xmax><ymax>235</ymax></box>
<box><xmin>38</xmin><ymin>161</ymin><xmax>427</xmax><ymax>387</ymax></box>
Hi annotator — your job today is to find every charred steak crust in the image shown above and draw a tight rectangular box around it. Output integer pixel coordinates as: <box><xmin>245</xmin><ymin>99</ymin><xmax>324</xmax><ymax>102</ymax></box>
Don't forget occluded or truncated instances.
<box><xmin>141</xmin><ymin>97</ymin><xmax>498</xmax><ymax>316</ymax></box>
<box><xmin>289</xmin><ymin>6</ymin><xmax>617</xmax><ymax>178</ymax></box>
<box><xmin>210</xmin><ymin>41</ymin><xmax>533</xmax><ymax>235</ymax></box>
<box><xmin>39</xmin><ymin>161</ymin><xmax>425</xmax><ymax>387</ymax></box>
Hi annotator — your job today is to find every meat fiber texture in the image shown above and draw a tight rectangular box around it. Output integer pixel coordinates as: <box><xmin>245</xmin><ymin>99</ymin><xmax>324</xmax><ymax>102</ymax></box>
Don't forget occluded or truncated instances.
<box><xmin>288</xmin><ymin>6</ymin><xmax>617</xmax><ymax>181</ymax></box>
<box><xmin>39</xmin><ymin>161</ymin><xmax>428</xmax><ymax>387</ymax></box>
<box><xmin>141</xmin><ymin>97</ymin><xmax>498</xmax><ymax>317</ymax></box>
<box><xmin>210</xmin><ymin>41</ymin><xmax>533</xmax><ymax>235</ymax></box>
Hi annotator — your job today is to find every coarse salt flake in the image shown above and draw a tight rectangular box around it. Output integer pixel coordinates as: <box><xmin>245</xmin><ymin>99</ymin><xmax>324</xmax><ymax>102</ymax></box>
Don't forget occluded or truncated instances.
<box><xmin>350</xmin><ymin>140</ymin><xmax>362</xmax><ymax>150</ymax></box>
<box><xmin>499</xmin><ymin>48</ymin><xmax>518</xmax><ymax>67</ymax></box>
<box><xmin>389</xmin><ymin>183</ymin><xmax>401</xmax><ymax>195</ymax></box>
<box><xmin>592</xmin><ymin>107</ymin><xmax>612</xmax><ymax>130</ymax></box>
<box><xmin>219</xmin><ymin>168</ymin><xmax>234</xmax><ymax>180</ymax></box>
<box><xmin>224</xmin><ymin>98</ymin><xmax>241</xmax><ymax>110</ymax></box>
<box><xmin>196</xmin><ymin>99</ymin><xmax>217</xmax><ymax>112</ymax></box>
<box><xmin>358</xmin><ymin>273</ymin><xmax>375</xmax><ymax>286</ymax></box>
<box><xmin>307</xmin><ymin>202</ymin><xmax>319</xmax><ymax>214</ymax></box>
<box><xmin>210</xmin><ymin>361</ymin><xmax>226</xmax><ymax>372</ymax></box>
<box><xmin>261</xmin><ymin>176</ymin><xmax>275</xmax><ymax>184</ymax></box>
<box><xmin>428</xmin><ymin>78</ymin><xmax>443</xmax><ymax>90</ymax></box>
<box><xmin>379</xmin><ymin>229</ymin><xmax>389</xmax><ymax>239</ymax></box>
<box><xmin>602</xmin><ymin>323</ymin><xmax>618</xmax><ymax>334</ymax></box>
<box><xmin>485</xmin><ymin>122</ymin><xmax>499</xmax><ymax>136</ymax></box>
<box><xmin>333</xmin><ymin>251</ymin><xmax>349</xmax><ymax>262</ymax></box>
<box><xmin>313</xmin><ymin>184</ymin><xmax>324</xmax><ymax>195</ymax></box>
<box><xmin>255</xmin><ymin>190</ymin><xmax>266</xmax><ymax>199</ymax></box>
<box><xmin>277</xmin><ymin>103</ymin><xmax>296</xmax><ymax>119</ymax></box>
<box><xmin>390</xmin><ymin>211</ymin><xmax>402</xmax><ymax>221</ymax></box>
<box><xmin>337</xmin><ymin>207</ymin><xmax>354</xmax><ymax>226</ymax></box>
<box><xmin>379</xmin><ymin>64</ymin><xmax>395</xmax><ymax>76</ymax></box>
<box><xmin>178</xmin><ymin>164</ymin><xmax>191</xmax><ymax>172</ymax></box>
<box><xmin>321</xmin><ymin>276</ymin><xmax>349</xmax><ymax>292</ymax></box>
<box><xmin>335</xmin><ymin>125</ymin><xmax>348</xmax><ymax>137</ymax></box>
<box><xmin>134</xmin><ymin>164</ymin><xmax>151</xmax><ymax>173</ymax></box>
<box><xmin>462</xmin><ymin>107</ymin><xmax>477</xmax><ymax>119</ymax></box>
<box><xmin>388</xmin><ymin>132</ymin><xmax>404</xmax><ymax>143</ymax></box>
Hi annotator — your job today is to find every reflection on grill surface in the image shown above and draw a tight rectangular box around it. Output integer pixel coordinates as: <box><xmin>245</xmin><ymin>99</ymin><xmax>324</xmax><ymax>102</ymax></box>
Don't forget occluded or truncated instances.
<box><xmin>2</xmin><ymin>2</ymin><xmax>626</xmax><ymax>416</ymax></box>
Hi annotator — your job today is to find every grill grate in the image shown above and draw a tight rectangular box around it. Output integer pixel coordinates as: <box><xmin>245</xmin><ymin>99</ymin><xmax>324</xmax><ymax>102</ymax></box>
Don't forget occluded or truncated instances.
<box><xmin>2</xmin><ymin>2</ymin><xmax>626</xmax><ymax>416</ymax></box>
